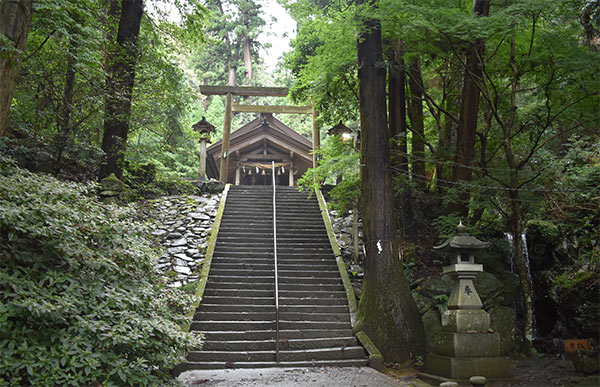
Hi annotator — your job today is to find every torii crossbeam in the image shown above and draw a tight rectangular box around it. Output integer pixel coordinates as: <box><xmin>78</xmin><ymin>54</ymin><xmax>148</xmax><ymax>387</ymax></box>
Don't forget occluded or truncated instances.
<box><xmin>199</xmin><ymin>85</ymin><xmax>319</xmax><ymax>183</ymax></box>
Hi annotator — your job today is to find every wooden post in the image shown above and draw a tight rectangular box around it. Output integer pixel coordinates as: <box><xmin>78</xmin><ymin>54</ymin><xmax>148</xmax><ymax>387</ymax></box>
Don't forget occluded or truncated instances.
<box><xmin>220</xmin><ymin>92</ymin><xmax>233</xmax><ymax>182</ymax></box>
<box><xmin>312</xmin><ymin>108</ymin><xmax>320</xmax><ymax>169</ymax></box>
<box><xmin>235</xmin><ymin>164</ymin><xmax>241</xmax><ymax>185</ymax></box>
<box><xmin>289</xmin><ymin>151</ymin><xmax>295</xmax><ymax>187</ymax></box>
<box><xmin>199</xmin><ymin>139</ymin><xmax>207</xmax><ymax>181</ymax></box>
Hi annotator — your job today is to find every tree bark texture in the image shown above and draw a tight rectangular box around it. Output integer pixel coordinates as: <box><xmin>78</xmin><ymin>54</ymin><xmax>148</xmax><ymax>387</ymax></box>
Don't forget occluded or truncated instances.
<box><xmin>99</xmin><ymin>0</ymin><xmax>143</xmax><ymax>180</ymax></box>
<box><xmin>388</xmin><ymin>41</ymin><xmax>408</xmax><ymax>173</ymax></box>
<box><xmin>54</xmin><ymin>34</ymin><xmax>78</xmax><ymax>170</ymax></box>
<box><xmin>407</xmin><ymin>58</ymin><xmax>426</xmax><ymax>188</ymax></box>
<box><xmin>452</xmin><ymin>0</ymin><xmax>490</xmax><ymax>215</ymax></box>
<box><xmin>243</xmin><ymin>36</ymin><xmax>252</xmax><ymax>84</ymax></box>
<box><xmin>354</xmin><ymin>11</ymin><xmax>425</xmax><ymax>363</ymax></box>
<box><xmin>0</xmin><ymin>0</ymin><xmax>32</xmax><ymax>136</ymax></box>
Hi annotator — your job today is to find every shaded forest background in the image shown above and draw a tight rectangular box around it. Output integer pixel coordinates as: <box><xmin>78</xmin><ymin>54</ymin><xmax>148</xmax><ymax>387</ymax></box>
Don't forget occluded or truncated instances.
<box><xmin>0</xmin><ymin>0</ymin><xmax>599</xmax><ymax>384</ymax></box>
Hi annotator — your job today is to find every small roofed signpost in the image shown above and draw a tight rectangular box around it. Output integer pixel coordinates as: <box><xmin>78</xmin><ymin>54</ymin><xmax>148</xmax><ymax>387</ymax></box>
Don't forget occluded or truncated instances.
<box><xmin>199</xmin><ymin>85</ymin><xmax>318</xmax><ymax>182</ymax></box>
<box><xmin>427</xmin><ymin>222</ymin><xmax>511</xmax><ymax>381</ymax></box>
<box><xmin>193</xmin><ymin>116</ymin><xmax>215</xmax><ymax>181</ymax></box>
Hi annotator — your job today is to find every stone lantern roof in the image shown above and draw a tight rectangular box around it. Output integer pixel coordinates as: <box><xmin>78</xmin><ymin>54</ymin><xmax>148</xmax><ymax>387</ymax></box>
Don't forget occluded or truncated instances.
<box><xmin>433</xmin><ymin>222</ymin><xmax>491</xmax><ymax>251</ymax></box>
<box><xmin>327</xmin><ymin>120</ymin><xmax>351</xmax><ymax>136</ymax></box>
<box><xmin>193</xmin><ymin>116</ymin><xmax>216</xmax><ymax>141</ymax></box>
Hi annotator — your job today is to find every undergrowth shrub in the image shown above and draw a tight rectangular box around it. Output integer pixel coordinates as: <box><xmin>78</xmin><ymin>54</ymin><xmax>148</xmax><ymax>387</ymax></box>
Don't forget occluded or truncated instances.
<box><xmin>0</xmin><ymin>157</ymin><xmax>201</xmax><ymax>386</ymax></box>
<box><xmin>122</xmin><ymin>161</ymin><xmax>198</xmax><ymax>201</ymax></box>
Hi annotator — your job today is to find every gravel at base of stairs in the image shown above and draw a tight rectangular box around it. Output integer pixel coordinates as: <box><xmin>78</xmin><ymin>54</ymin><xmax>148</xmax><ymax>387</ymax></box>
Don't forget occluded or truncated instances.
<box><xmin>178</xmin><ymin>366</ymin><xmax>431</xmax><ymax>387</ymax></box>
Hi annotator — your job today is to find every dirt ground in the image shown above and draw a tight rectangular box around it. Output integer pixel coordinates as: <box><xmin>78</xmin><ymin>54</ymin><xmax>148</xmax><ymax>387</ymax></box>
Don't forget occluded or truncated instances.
<box><xmin>179</xmin><ymin>356</ymin><xmax>600</xmax><ymax>387</ymax></box>
<box><xmin>412</xmin><ymin>354</ymin><xmax>600</xmax><ymax>386</ymax></box>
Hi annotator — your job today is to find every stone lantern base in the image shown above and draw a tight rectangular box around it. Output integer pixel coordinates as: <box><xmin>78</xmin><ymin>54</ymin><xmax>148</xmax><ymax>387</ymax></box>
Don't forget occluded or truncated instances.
<box><xmin>426</xmin><ymin>308</ymin><xmax>511</xmax><ymax>380</ymax></box>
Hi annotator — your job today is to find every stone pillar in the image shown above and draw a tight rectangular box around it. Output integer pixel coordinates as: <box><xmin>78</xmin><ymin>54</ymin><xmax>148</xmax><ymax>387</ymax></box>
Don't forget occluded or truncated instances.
<box><xmin>198</xmin><ymin>139</ymin><xmax>207</xmax><ymax>181</ymax></box>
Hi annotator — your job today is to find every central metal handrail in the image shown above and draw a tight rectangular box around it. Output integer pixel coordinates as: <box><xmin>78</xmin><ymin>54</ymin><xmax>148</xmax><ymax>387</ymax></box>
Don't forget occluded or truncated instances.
<box><xmin>272</xmin><ymin>161</ymin><xmax>280</xmax><ymax>363</ymax></box>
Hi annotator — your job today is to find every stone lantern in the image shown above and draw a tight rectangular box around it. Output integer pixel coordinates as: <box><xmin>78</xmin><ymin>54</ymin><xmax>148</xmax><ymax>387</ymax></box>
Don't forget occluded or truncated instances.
<box><xmin>193</xmin><ymin>117</ymin><xmax>215</xmax><ymax>181</ymax></box>
<box><xmin>427</xmin><ymin>222</ymin><xmax>511</xmax><ymax>381</ymax></box>
<box><xmin>327</xmin><ymin>120</ymin><xmax>353</xmax><ymax>142</ymax></box>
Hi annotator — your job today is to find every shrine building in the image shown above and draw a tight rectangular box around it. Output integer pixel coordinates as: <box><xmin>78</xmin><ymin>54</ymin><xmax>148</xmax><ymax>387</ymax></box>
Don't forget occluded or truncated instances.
<box><xmin>206</xmin><ymin>113</ymin><xmax>313</xmax><ymax>186</ymax></box>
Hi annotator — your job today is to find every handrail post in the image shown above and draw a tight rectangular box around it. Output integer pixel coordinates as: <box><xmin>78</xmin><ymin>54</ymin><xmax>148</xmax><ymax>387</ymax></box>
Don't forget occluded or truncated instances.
<box><xmin>272</xmin><ymin>161</ymin><xmax>280</xmax><ymax>364</ymax></box>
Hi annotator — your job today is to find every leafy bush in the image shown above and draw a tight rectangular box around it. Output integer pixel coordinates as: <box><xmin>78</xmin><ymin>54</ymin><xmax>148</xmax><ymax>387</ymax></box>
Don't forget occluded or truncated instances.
<box><xmin>122</xmin><ymin>161</ymin><xmax>198</xmax><ymax>201</ymax></box>
<box><xmin>0</xmin><ymin>157</ymin><xmax>201</xmax><ymax>386</ymax></box>
<box><xmin>0</xmin><ymin>136</ymin><xmax>103</xmax><ymax>182</ymax></box>
<box><xmin>298</xmin><ymin>135</ymin><xmax>360</xmax><ymax>214</ymax></box>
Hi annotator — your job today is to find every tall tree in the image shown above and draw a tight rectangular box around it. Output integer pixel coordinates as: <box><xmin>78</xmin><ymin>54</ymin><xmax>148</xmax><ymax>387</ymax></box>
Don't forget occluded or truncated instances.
<box><xmin>406</xmin><ymin>57</ymin><xmax>426</xmax><ymax>188</ymax></box>
<box><xmin>0</xmin><ymin>0</ymin><xmax>33</xmax><ymax>136</ymax></box>
<box><xmin>99</xmin><ymin>0</ymin><xmax>144</xmax><ymax>180</ymax></box>
<box><xmin>452</xmin><ymin>0</ymin><xmax>490</xmax><ymax>215</ymax></box>
<box><xmin>354</xmin><ymin>1</ymin><xmax>425</xmax><ymax>363</ymax></box>
<box><xmin>387</xmin><ymin>40</ymin><xmax>408</xmax><ymax>173</ymax></box>
<box><xmin>192</xmin><ymin>0</ymin><xmax>265</xmax><ymax>86</ymax></box>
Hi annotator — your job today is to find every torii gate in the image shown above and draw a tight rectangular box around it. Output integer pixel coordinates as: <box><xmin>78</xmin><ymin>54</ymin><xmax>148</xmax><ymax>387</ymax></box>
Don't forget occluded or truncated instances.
<box><xmin>199</xmin><ymin>85</ymin><xmax>319</xmax><ymax>183</ymax></box>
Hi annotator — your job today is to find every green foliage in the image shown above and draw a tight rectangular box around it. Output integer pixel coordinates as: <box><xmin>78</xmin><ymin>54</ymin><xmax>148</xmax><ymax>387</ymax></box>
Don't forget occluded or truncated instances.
<box><xmin>431</xmin><ymin>215</ymin><xmax>481</xmax><ymax>241</ymax></box>
<box><xmin>432</xmin><ymin>294</ymin><xmax>449</xmax><ymax>314</ymax></box>
<box><xmin>283</xmin><ymin>0</ymin><xmax>360</xmax><ymax>125</ymax></box>
<box><xmin>0</xmin><ymin>136</ymin><xmax>103</xmax><ymax>182</ymax></box>
<box><xmin>189</xmin><ymin>0</ymin><xmax>266</xmax><ymax>86</ymax></box>
<box><xmin>298</xmin><ymin>134</ymin><xmax>360</xmax><ymax>213</ymax></box>
<box><xmin>0</xmin><ymin>158</ymin><xmax>201</xmax><ymax>386</ymax></box>
<box><xmin>121</xmin><ymin>161</ymin><xmax>198</xmax><ymax>202</ymax></box>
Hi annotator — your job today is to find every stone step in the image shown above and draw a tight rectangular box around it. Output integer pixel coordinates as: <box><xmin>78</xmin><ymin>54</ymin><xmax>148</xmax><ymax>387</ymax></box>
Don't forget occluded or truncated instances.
<box><xmin>198</xmin><ymin>304</ymin><xmax>349</xmax><ymax>314</ymax></box>
<box><xmin>206</xmin><ymin>276</ymin><xmax>342</xmax><ymax>285</ymax></box>
<box><xmin>215</xmin><ymin>241</ymin><xmax>332</xmax><ymax>249</ymax></box>
<box><xmin>219</xmin><ymin>220</ymin><xmax>325</xmax><ymax>228</ymax></box>
<box><xmin>178</xmin><ymin>358</ymin><xmax>368</xmax><ymax>371</ymax></box>
<box><xmin>208</xmin><ymin>269</ymin><xmax>340</xmax><ymax>278</ymax></box>
<box><xmin>201</xmin><ymin>296</ymin><xmax>348</xmax><ymax>306</ymax></box>
<box><xmin>203</xmin><ymin>288</ymin><xmax>345</xmax><ymax>298</ymax></box>
<box><xmin>190</xmin><ymin>320</ymin><xmax>351</xmax><ymax>331</ymax></box>
<box><xmin>201</xmin><ymin>329</ymin><xmax>355</xmax><ymax>341</ymax></box>
<box><xmin>194</xmin><ymin>311</ymin><xmax>350</xmax><ymax>323</ymax></box>
<box><xmin>202</xmin><ymin>337</ymin><xmax>358</xmax><ymax>351</ymax></box>
<box><xmin>206</xmin><ymin>282</ymin><xmax>344</xmax><ymax>291</ymax></box>
<box><xmin>187</xmin><ymin>346</ymin><xmax>365</xmax><ymax>363</ymax></box>
<box><xmin>218</xmin><ymin>229</ymin><xmax>326</xmax><ymax>236</ymax></box>
<box><xmin>211</xmin><ymin>258</ymin><xmax>337</xmax><ymax>271</ymax></box>
<box><xmin>211</xmin><ymin>251</ymin><xmax>335</xmax><ymax>258</ymax></box>
<box><xmin>209</xmin><ymin>262</ymin><xmax>338</xmax><ymax>270</ymax></box>
<box><xmin>223</xmin><ymin>206</ymin><xmax>322</xmax><ymax>214</ymax></box>
<box><xmin>215</xmin><ymin>235</ymin><xmax>331</xmax><ymax>242</ymax></box>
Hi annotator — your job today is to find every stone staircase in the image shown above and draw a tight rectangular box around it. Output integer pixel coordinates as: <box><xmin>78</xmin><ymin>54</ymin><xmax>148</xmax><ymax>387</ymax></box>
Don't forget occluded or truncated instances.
<box><xmin>182</xmin><ymin>185</ymin><xmax>367</xmax><ymax>369</ymax></box>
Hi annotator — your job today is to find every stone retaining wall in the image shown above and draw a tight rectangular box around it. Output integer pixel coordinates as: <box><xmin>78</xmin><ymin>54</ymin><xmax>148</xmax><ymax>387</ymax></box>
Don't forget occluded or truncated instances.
<box><xmin>146</xmin><ymin>194</ymin><xmax>221</xmax><ymax>287</ymax></box>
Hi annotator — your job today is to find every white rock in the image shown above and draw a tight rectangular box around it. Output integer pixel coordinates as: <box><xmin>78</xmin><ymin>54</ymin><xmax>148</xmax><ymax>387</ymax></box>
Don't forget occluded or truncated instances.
<box><xmin>171</xmin><ymin>238</ymin><xmax>187</xmax><ymax>247</ymax></box>
<box><xmin>174</xmin><ymin>265</ymin><xmax>192</xmax><ymax>275</ymax></box>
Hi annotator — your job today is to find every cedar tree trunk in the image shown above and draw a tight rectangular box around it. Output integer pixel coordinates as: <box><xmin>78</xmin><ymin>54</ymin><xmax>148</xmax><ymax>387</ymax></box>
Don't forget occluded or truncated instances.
<box><xmin>99</xmin><ymin>0</ymin><xmax>143</xmax><ymax>180</ymax></box>
<box><xmin>354</xmin><ymin>8</ymin><xmax>425</xmax><ymax>363</ymax></box>
<box><xmin>388</xmin><ymin>40</ymin><xmax>408</xmax><ymax>173</ymax></box>
<box><xmin>54</xmin><ymin>34</ymin><xmax>78</xmax><ymax>170</ymax></box>
<box><xmin>452</xmin><ymin>0</ymin><xmax>490</xmax><ymax>215</ymax></box>
<box><xmin>0</xmin><ymin>0</ymin><xmax>32</xmax><ymax>136</ymax></box>
<box><xmin>243</xmin><ymin>35</ymin><xmax>252</xmax><ymax>84</ymax></box>
<box><xmin>407</xmin><ymin>58</ymin><xmax>426</xmax><ymax>188</ymax></box>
